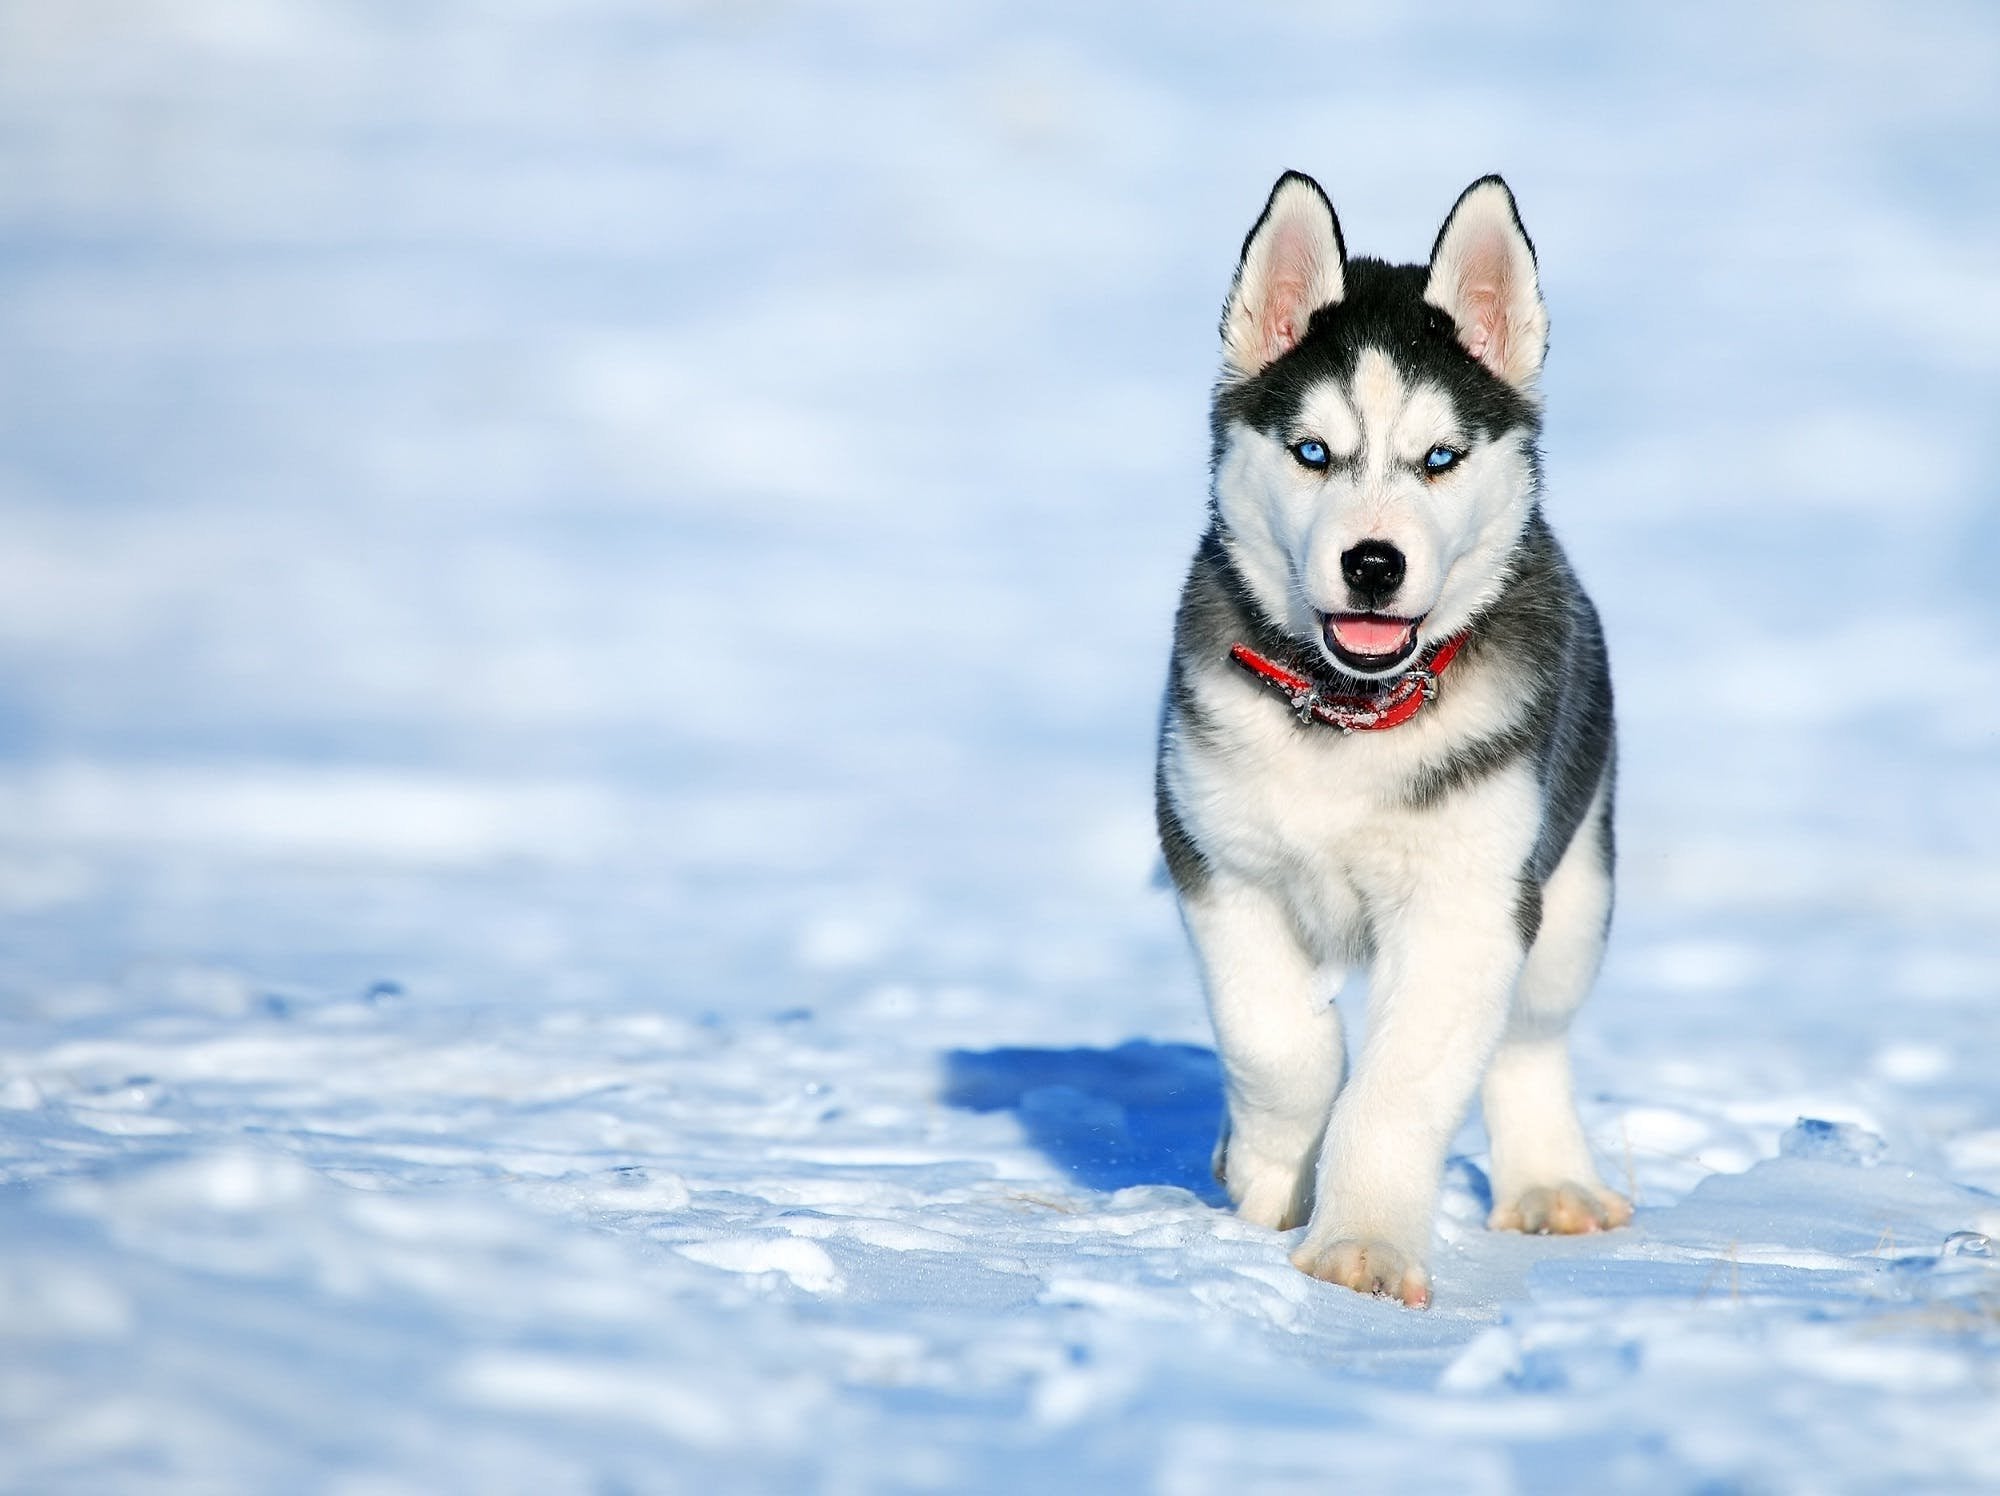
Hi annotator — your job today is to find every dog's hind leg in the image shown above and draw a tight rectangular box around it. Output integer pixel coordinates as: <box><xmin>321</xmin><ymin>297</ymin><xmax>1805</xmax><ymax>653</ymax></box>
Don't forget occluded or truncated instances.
<box><xmin>1482</xmin><ymin>784</ymin><xmax>1632</xmax><ymax>1235</ymax></box>
<box><xmin>1182</xmin><ymin>877</ymin><xmax>1344</xmax><ymax>1232</ymax></box>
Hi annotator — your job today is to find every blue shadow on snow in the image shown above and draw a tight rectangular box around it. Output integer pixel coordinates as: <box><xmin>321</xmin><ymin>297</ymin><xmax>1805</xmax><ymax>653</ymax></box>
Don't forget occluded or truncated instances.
<box><xmin>942</xmin><ymin>1040</ymin><xmax>1226</xmax><ymax>1203</ymax></box>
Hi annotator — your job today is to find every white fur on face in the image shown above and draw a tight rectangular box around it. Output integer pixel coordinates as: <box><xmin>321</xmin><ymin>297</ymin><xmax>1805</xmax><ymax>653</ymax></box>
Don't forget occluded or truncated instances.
<box><xmin>1215</xmin><ymin>349</ymin><xmax>1536</xmax><ymax>670</ymax></box>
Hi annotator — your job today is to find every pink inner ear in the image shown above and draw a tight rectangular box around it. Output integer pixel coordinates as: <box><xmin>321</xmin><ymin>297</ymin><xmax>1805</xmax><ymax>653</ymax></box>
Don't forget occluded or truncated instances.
<box><xmin>1262</xmin><ymin>294</ymin><xmax>1306</xmax><ymax>361</ymax></box>
<box><xmin>1260</xmin><ymin>221</ymin><xmax>1323</xmax><ymax>361</ymax></box>
<box><xmin>1453</xmin><ymin>239</ymin><xmax>1514</xmax><ymax>372</ymax></box>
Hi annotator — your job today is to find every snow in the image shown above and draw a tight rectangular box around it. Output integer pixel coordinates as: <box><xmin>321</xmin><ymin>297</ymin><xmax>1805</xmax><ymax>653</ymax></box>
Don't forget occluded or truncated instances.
<box><xmin>2</xmin><ymin>0</ymin><xmax>1999</xmax><ymax>1490</ymax></box>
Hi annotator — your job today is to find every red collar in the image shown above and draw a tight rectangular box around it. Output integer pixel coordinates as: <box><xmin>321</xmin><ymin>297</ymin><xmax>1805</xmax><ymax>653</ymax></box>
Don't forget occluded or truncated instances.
<box><xmin>1228</xmin><ymin>632</ymin><xmax>1469</xmax><ymax>734</ymax></box>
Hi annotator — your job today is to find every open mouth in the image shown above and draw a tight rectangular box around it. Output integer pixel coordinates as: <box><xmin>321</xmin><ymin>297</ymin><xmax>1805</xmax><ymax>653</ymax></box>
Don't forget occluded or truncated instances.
<box><xmin>1320</xmin><ymin>612</ymin><xmax>1422</xmax><ymax>674</ymax></box>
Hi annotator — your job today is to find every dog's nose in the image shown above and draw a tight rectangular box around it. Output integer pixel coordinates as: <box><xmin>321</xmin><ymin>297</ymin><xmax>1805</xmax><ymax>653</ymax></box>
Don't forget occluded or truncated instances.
<box><xmin>1341</xmin><ymin>541</ymin><xmax>1406</xmax><ymax>606</ymax></box>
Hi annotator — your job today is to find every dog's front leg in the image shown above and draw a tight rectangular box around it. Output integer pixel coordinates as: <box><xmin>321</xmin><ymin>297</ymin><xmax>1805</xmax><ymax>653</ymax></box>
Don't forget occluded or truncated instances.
<box><xmin>1289</xmin><ymin>878</ymin><xmax>1524</xmax><ymax>1307</ymax></box>
<box><xmin>1182</xmin><ymin>876</ymin><xmax>1345</xmax><ymax>1231</ymax></box>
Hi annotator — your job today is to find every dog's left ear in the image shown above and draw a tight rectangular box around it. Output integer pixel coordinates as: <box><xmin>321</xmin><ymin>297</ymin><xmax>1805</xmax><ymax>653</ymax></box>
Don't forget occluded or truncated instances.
<box><xmin>1425</xmin><ymin>176</ymin><xmax>1548</xmax><ymax>392</ymax></box>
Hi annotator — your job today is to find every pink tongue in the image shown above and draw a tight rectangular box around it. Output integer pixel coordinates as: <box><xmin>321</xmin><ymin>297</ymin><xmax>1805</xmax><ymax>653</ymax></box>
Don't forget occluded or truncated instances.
<box><xmin>1331</xmin><ymin>617</ymin><xmax>1414</xmax><ymax>656</ymax></box>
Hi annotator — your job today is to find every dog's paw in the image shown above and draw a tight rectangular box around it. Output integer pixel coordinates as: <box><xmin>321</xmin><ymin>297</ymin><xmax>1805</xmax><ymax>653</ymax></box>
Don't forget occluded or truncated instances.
<box><xmin>1488</xmin><ymin>1181</ymin><xmax>1632</xmax><ymax>1235</ymax></box>
<box><xmin>1288</xmin><ymin>1235</ymin><xmax>1431</xmax><ymax>1308</ymax></box>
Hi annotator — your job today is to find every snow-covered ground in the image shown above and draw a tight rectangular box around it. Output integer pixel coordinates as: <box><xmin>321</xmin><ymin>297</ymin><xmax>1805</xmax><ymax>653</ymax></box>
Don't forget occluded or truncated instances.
<box><xmin>3</xmin><ymin>2</ymin><xmax>1999</xmax><ymax>1490</ymax></box>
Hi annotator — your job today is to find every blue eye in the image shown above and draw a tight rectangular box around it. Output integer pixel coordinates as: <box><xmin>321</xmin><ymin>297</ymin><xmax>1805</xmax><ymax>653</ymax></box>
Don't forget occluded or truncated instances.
<box><xmin>1424</xmin><ymin>445</ymin><xmax>1460</xmax><ymax>473</ymax></box>
<box><xmin>1291</xmin><ymin>439</ymin><xmax>1329</xmax><ymax>470</ymax></box>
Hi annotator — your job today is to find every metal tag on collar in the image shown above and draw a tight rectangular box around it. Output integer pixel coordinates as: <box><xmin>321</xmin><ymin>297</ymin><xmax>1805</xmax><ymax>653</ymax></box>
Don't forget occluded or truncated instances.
<box><xmin>1288</xmin><ymin>686</ymin><xmax>1318</xmax><ymax>724</ymax></box>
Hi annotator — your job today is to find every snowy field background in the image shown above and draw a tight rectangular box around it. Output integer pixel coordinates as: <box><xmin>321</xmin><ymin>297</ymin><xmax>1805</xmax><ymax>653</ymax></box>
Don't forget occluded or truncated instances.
<box><xmin>3</xmin><ymin>2</ymin><xmax>1999</xmax><ymax>1490</ymax></box>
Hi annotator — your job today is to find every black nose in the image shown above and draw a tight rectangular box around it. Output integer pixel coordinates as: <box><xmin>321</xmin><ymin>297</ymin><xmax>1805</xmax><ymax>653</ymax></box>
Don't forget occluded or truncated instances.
<box><xmin>1340</xmin><ymin>541</ymin><xmax>1406</xmax><ymax>606</ymax></box>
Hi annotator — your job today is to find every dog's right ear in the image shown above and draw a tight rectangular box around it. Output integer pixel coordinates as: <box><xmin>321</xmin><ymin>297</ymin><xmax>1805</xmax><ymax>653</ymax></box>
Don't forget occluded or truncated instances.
<box><xmin>1220</xmin><ymin>171</ymin><xmax>1346</xmax><ymax>380</ymax></box>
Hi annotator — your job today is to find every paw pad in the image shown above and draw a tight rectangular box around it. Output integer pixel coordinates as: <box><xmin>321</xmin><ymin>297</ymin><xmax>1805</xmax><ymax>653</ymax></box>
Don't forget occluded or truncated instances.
<box><xmin>1489</xmin><ymin>1182</ymin><xmax>1632</xmax><ymax>1235</ymax></box>
<box><xmin>1289</xmin><ymin>1237</ymin><xmax>1431</xmax><ymax>1308</ymax></box>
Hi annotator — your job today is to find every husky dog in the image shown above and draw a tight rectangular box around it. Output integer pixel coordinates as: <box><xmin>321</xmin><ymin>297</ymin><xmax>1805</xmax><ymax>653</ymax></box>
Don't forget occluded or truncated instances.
<box><xmin>1156</xmin><ymin>172</ymin><xmax>1629</xmax><ymax>1308</ymax></box>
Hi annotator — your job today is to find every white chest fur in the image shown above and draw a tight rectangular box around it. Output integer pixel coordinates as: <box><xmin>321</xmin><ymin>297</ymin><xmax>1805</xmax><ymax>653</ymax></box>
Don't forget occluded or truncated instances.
<box><xmin>1163</xmin><ymin>653</ymin><xmax>1542</xmax><ymax>964</ymax></box>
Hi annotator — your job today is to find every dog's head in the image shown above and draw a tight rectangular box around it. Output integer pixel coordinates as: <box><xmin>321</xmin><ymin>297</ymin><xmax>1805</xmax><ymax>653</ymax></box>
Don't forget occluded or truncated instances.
<box><xmin>1210</xmin><ymin>173</ymin><xmax>1548</xmax><ymax>678</ymax></box>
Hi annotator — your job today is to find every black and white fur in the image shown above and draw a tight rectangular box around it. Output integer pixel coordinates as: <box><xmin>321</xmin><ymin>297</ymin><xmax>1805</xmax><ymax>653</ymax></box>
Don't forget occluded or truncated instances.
<box><xmin>1156</xmin><ymin>172</ymin><xmax>1628</xmax><ymax>1308</ymax></box>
